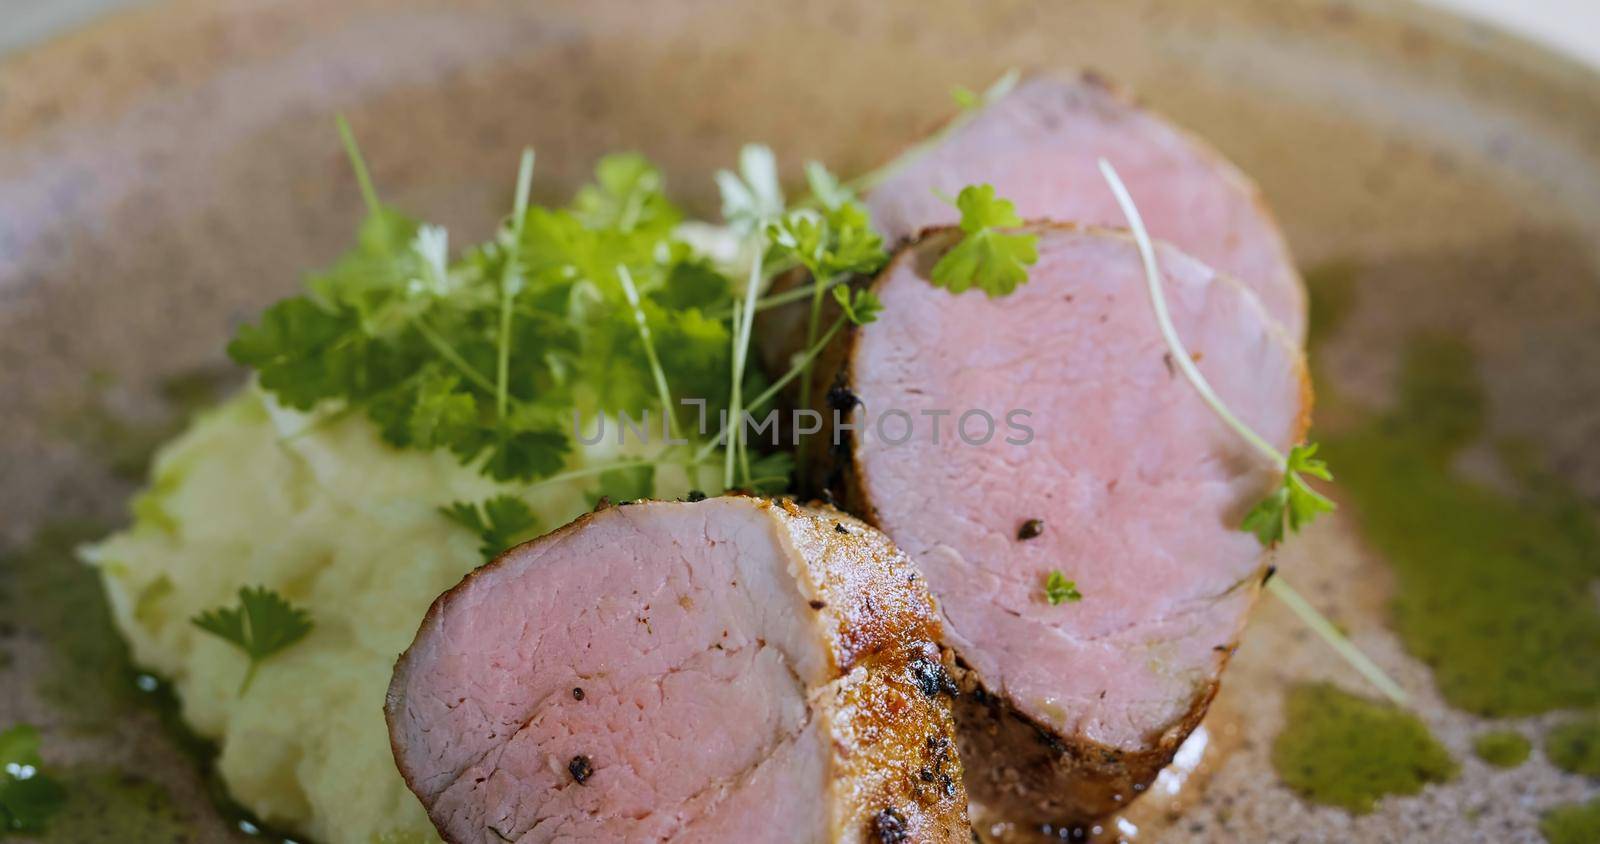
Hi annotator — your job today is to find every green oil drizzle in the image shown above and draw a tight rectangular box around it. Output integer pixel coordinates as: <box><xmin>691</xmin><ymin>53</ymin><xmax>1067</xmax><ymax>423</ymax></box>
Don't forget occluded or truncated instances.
<box><xmin>1272</xmin><ymin>682</ymin><xmax>1458</xmax><ymax>813</ymax></box>
<box><xmin>1319</xmin><ymin>335</ymin><xmax>1600</xmax><ymax>716</ymax></box>
<box><xmin>1471</xmin><ymin>730</ymin><xmax>1532</xmax><ymax>768</ymax></box>
<box><xmin>1542</xmin><ymin>798</ymin><xmax>1600</xmax><ymax>844</ymax></box>
<box><xmin>0</xmin><ymin>521</ymin><xmax>140</xmax><ymax>729</ymax></box>
<box><xmin>1545</xmin><ymin>716</ymin><xmax>1600</xmax><ymax>777</ymax></box>
<box><xmin>25</xmin><ymin>768</ymin><xmax>192</xmax><ymax>843</ymax></box>
<box><xmin>0</xmin><ymin>524</ymin><xmax>301</xmax><ymax>842</ymax></box>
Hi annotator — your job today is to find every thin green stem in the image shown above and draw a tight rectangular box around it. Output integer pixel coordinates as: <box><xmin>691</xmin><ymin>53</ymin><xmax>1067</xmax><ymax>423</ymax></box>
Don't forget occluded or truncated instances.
<box><xmin>521</xmin><ymin>453</ymin><xmax>714</xmax><ymax>495</ymax></box>
<box><xmin>706</xmin><ymin>263</ymin><xmax>831</xmax><ymax>320</ymax></box>
<box><xmin>617</xmin><ymin>264</ymin><xmax>680</xmax><ymax>440</ymax></box>
<box><xmin>336</xmin><ymin>116</ymin><xmax>382</xmax><ymax>217</ymax></box>
<box><xmin>695</xmin><ymin>316</ymin><xmax>845</xmax><ymax>465</ymax></box>
<box><xmin>1100</xmin><ymin>157</ymin><xmax>1407</xmax><ymax>706</ymax></box>
<box><xmin>797</xmin><ymin>272</ymin><xmax>831</xmax><ymax>422</ymax></box>
<box><xmin>497</xmin><ymin>149</ymin><xmax>536</xmax><ymax>422</ymax></box>
<box><xmin>725</xmin><ymin>233</ymin><xmax>767</xmax><ymax>488</ymax></box>
<box><xmin>724</xmin><ymin>300</ymin><xmax>743</xmax><ymax>489</ymax></box>
<box><xmin>1268</xmin><ymin>578</ymin><xmax>1409</xmax><ymax>705</ymax></box>
<box><xmin>238</xmin><ymin>661</ymin><xmax>260</xmax><ymax>696</ymax></box>
<box><xmin>415</xmin><ymin>317</ymin><xmax>497</xmax><ymax>394</ymax></box>
<box><xmin>1099</xmin><ymin>159</ymin><xmax>1286</xmax><ymax>466</ymax></box>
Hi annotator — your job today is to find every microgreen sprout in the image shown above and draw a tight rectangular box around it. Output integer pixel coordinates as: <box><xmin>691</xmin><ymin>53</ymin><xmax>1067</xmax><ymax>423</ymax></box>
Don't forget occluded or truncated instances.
<box><xmin>1099</xmin><ymin>157</ymin><xmax>1407</xmax><ymax>706</ymax></box>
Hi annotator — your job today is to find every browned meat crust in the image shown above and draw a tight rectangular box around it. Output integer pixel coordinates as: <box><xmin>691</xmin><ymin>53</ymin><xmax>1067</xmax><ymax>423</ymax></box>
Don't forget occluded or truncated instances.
<box><xmin>762</xmin><ymin>226</ymin><xmax>1309</xmax><ymax>828</ymax></box>
<box><xmin>386</xmin><ymin>495</ymin><xmax>971</xmax><ymax>843</ymax></box>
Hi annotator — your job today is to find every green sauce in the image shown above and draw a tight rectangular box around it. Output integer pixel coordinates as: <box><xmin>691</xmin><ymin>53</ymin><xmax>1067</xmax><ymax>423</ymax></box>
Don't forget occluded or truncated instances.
<box><xmin>1542</xmin><ymin>798</ymin><xmax>1600</xmax><ymax>844</ymax></box>
<box><xmin>1471</xmin><ymin>730</ymin><xmax>1532</xmax><ymax>768</ymax></box>
<box><xmin>0</xmin><ymin>521</ymin><xmax>140</xmax><ymax>728</ymax></box>
<box><xmin>1272</xmin><ymin>682</ymin><xmax>1458</xmax><ymax>813</ymax></box>
<box><xmin>1319</xmin><ymin>335</ymin><xmax>1600</xmax><ymax>716</ymax></box>
<box><xmin>29</xmin><ymin>768</ymin><xmax>191</xmax><ymax>843</ymax></box>
<box><xmin>1</xmin><ymin>523</ymin><xmax>300</xmax><ymax>842</ymax></box>
<box><xmin>1545</xmin><ymin>716</ymin><xmax>1600</xmax><ymax>777</ymax></box>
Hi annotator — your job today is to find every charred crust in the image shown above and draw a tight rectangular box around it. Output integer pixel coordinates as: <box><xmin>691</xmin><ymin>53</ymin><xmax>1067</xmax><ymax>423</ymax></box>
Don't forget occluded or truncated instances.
<box><xmin>826</xmin><ymin>379</ymin><xmax>860</xmax><ymax>412</ymax></box>
<box><xmin>871</xmin><ymin>807</ymin><xmax>910</xmax><ymax>843</ymax></box>
<box><xmin>947</xmin><ymin>656</ymin><xmax>1223</xmax><ymax>829</ymax></box>
<box><xmin>1016</xmin><ymin>519</ymin><xmax>1045</xmax><ymax>540</ymax></box>
<box><xmin>567</xmin><ymin>755</ymin><xmax>593</xmax><ymax>785</ymax></box>
<box><xmin>685</xmin><ymin>489</ymin><xmax>707</xmax><ymax>502</ymax></box>
<box><xmin>909</xmin><ymin>655</ymin><xmax>959</xmax><ymax>699</ymax></box>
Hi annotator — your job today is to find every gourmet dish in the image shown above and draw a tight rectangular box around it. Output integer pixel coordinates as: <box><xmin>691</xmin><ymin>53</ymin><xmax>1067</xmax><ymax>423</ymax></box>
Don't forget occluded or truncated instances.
<box><xmin>3</xmin><ymin>44</ymin><xmax>1598</xmax><ymax>844</ymax></box>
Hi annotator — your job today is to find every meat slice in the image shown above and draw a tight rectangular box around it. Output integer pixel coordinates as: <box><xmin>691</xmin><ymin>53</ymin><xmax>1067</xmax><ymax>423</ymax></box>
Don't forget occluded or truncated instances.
<box><xmin>386</xmin><ymin>496</ymin><xmax>969</xmax><ymax>843</ymax></box>
<box><xmin>810</xmin><ymin>225</ymin><xmax>1308</xmax><ymax>826</ymax></box>
<box><xmin>865</xmin><ymin>72</ymin><xmax>1306</xmax><ymax>343</ymax></box>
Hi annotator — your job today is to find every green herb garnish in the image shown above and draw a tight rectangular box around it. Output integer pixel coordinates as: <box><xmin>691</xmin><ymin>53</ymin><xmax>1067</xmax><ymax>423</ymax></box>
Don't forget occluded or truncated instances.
<box><xmin>831</xmin><ymin>285</ymin><xmax>883</xmax><ymax>327</ymax></box>
<box><xmin>230</xmin><ymin>126</ymin><xmax>747</xmax><ymax>491</ymax></box>
<box><xmin>766</xmin><ymin>162</ymin><xmax>888</xmax><ymax>440</ymax></box>
<box><xmin>0</xmin><ymin>725</ymin><xmax>66</xmax><ymax>834</ymax></box>
<box><xmin>929</xmin><ymin>184</ymin><xmax>1039</xmax><ymax>298</ymax></box>
<box><xmin>1241</xmin><ymin>443</ymin><xmax>1337</xmax><ymax>546</ymax></box>
<box><xmin>1099</xmin><ymin>158</ymin><xmax>1406</xmax><ymax>706</ymax></box>
<box><xmin>1043</xmin><ymin>570</ymin><xmax>1082</xmax><ymax>606</ymax></box>
<box><xmin>191</xmin><ymin>587</ymin><xmax>314</xmax><ymax>694</ymax></box>
<box><xmin>441</xmin><ymin>495</ymin><xmax>541</xmax><ymax>562</ymax></box>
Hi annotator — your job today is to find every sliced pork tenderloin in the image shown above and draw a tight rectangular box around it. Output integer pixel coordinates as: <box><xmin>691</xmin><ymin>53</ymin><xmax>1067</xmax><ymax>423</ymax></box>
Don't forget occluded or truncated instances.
<box><xmin>865</xmin><ymin>72</ymin><xmax>1306</xmax><ymax>343</ymax></box>
<box><xmin>807</xmin><ymin>224</ymin><xmax>1308</xmax><ymax>827</ymax></box>
<box><xmin>386</xmin><ymin>495</ymin><xmax>970</xmax><ymax>843</ymax></box>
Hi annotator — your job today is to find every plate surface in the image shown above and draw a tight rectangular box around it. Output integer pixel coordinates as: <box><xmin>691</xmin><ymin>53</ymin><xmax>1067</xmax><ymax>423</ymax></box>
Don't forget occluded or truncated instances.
<box><xmin>2</xmin><ymin>0</ymin><xmax>1598</xmax><ymax>841</ymax></box>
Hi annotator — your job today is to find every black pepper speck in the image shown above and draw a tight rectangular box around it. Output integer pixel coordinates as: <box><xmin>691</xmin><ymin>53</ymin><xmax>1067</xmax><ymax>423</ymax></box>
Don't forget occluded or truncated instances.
<box><xmin>567</xmin><ymin>755</ymin><xmax>593</xmax><ymax>784</ymax></box>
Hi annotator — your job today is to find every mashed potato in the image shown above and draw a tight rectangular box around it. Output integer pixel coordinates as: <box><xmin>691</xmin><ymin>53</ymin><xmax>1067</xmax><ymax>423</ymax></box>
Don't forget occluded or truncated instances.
<box><xmin>83</xmin><ymin>387</ymin><xmax>693</xmax><ymax>843</ymax></box>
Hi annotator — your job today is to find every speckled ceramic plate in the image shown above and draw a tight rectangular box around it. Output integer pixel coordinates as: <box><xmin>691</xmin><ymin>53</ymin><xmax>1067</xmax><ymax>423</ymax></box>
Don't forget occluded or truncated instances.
<box><xmin>2</xmin><ymin>1</ymin><xmax>1598</xmax><ymax>841</ymax></box>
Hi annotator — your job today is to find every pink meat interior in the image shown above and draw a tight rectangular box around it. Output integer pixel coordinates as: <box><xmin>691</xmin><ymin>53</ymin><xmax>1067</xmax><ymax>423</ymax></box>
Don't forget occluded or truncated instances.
<box><xmin>850</xmin><ymin>229</ymin><xmax>1301</xmax><ymax>750</ymax></box>
<box><xmin>866</xmin><ymin>74</ymin><xmax>1305</xmax><ymax>342</ymax></box>
<box><xmin>391</xmin><ymin>499</ymin><xmax>835</xmax><ymax>841</ymax></box>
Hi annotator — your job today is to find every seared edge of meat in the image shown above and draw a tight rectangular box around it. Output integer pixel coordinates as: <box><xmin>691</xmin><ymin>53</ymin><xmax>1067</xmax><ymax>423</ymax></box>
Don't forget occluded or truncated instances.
<box><xmin>789</xmin><ymin>225</ymin><xmax>1309</xmax><ymax>825</ymax></box>
<box><xmin>385</xmin><ymin>495</ymin><xmax>971</xmax><ymax>842</ymax></box>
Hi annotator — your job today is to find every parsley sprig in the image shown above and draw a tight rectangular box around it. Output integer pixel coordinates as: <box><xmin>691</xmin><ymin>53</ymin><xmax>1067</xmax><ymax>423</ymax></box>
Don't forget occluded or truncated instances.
<box><xmin>231</xmin><ymin>125</ymin><xmax>750</xmax><ymax>492</ymax></box>
<box><xmin>191</xmin><ymin>587</ymin><xmax>314</xmax><ymax>694</ymax></box>
<box><xmin>0</xmin><ymin>725</ymin><xmax>66</xmax><ymax>835</ymax></box>
<box><xmin>441</xmin><ymin>495</ymin><xmax>541</xmax><ymax>562</ymax></box>
<box><xmin>1099</xmin><ymin>159</ymin><xmax>1407</xmax><ymax>706</ymax></box>
<box><xmin>767</xmin><ymin>163</ymin><xmax>889</xmax><ymax>412</ymax></box>
<box><xmin>1242</xmin><ymin>443</ymin><xmax>1337</xmax><ymax>545</ymax></box>
<box><xmin>1043</xmin><ymin>570</ymin><xmax>1083</xmax><ymax>606</ymax></box>
<box><xmin>929</xmin><ymin>184</ymin><xmax>1040</xmax><ymax>297</ymax></box>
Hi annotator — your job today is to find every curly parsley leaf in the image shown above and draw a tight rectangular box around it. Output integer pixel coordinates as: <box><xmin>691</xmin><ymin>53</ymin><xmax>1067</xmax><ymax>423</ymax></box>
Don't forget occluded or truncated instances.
<box><xmin>929</xmin><ymin>184</ymin><xmax>1039</xmax><ymax>297</ymax></box>
<box><xmin>1043</xmin><ymin>570</ymin><xmax>1083</xmax><ymax>606</ymax></box>
<box><xmin>1242</xmin><ymin>443</ymin><xmax>1337</xmax><ymax>546</ymax></box>
<box><xmin>573</xmin><ymin>153</ymin><xmax>682</xmax><ymax>236</ymax></box>
<box><xmin>407</xmin><ymin>370</ymin><xmax>479</xmax><ymax>449</ymax></box>
<box><xmin>191</xmin><ymin>587</ymin><xmax>314</xmax><ymax>694</ymax></box>
<box><xmin>769</xmin><ymin>202</ymin><xmax>887</xmax><ymax>281</ymax></box>
<box><xmin>442</xmin><ymin>495</ymin><xmax>541</xmax><ymax>561</ymax></box>
<box><xmin>467</xmin><ymin>418</ymin><xmax>571</xmax><ymax>483</ymax></box>
<box><xmin>227</xmin><ymin>298</ymin><xmax>358</xmax><ymax>410</ymax></box>
<box><xmin>832</xmin><ymin>285</ymin><xmax>883</xmax><ymax>326</ymax></box>
<box><xmin>0</xmin><ymin>724</ymin><xmax>66</xmax><ymax>834</ymax></box>
<box><xmin>747</xmin><ymin>450</ymin><xmax>795</xmax><ymax>496</ymax></box>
